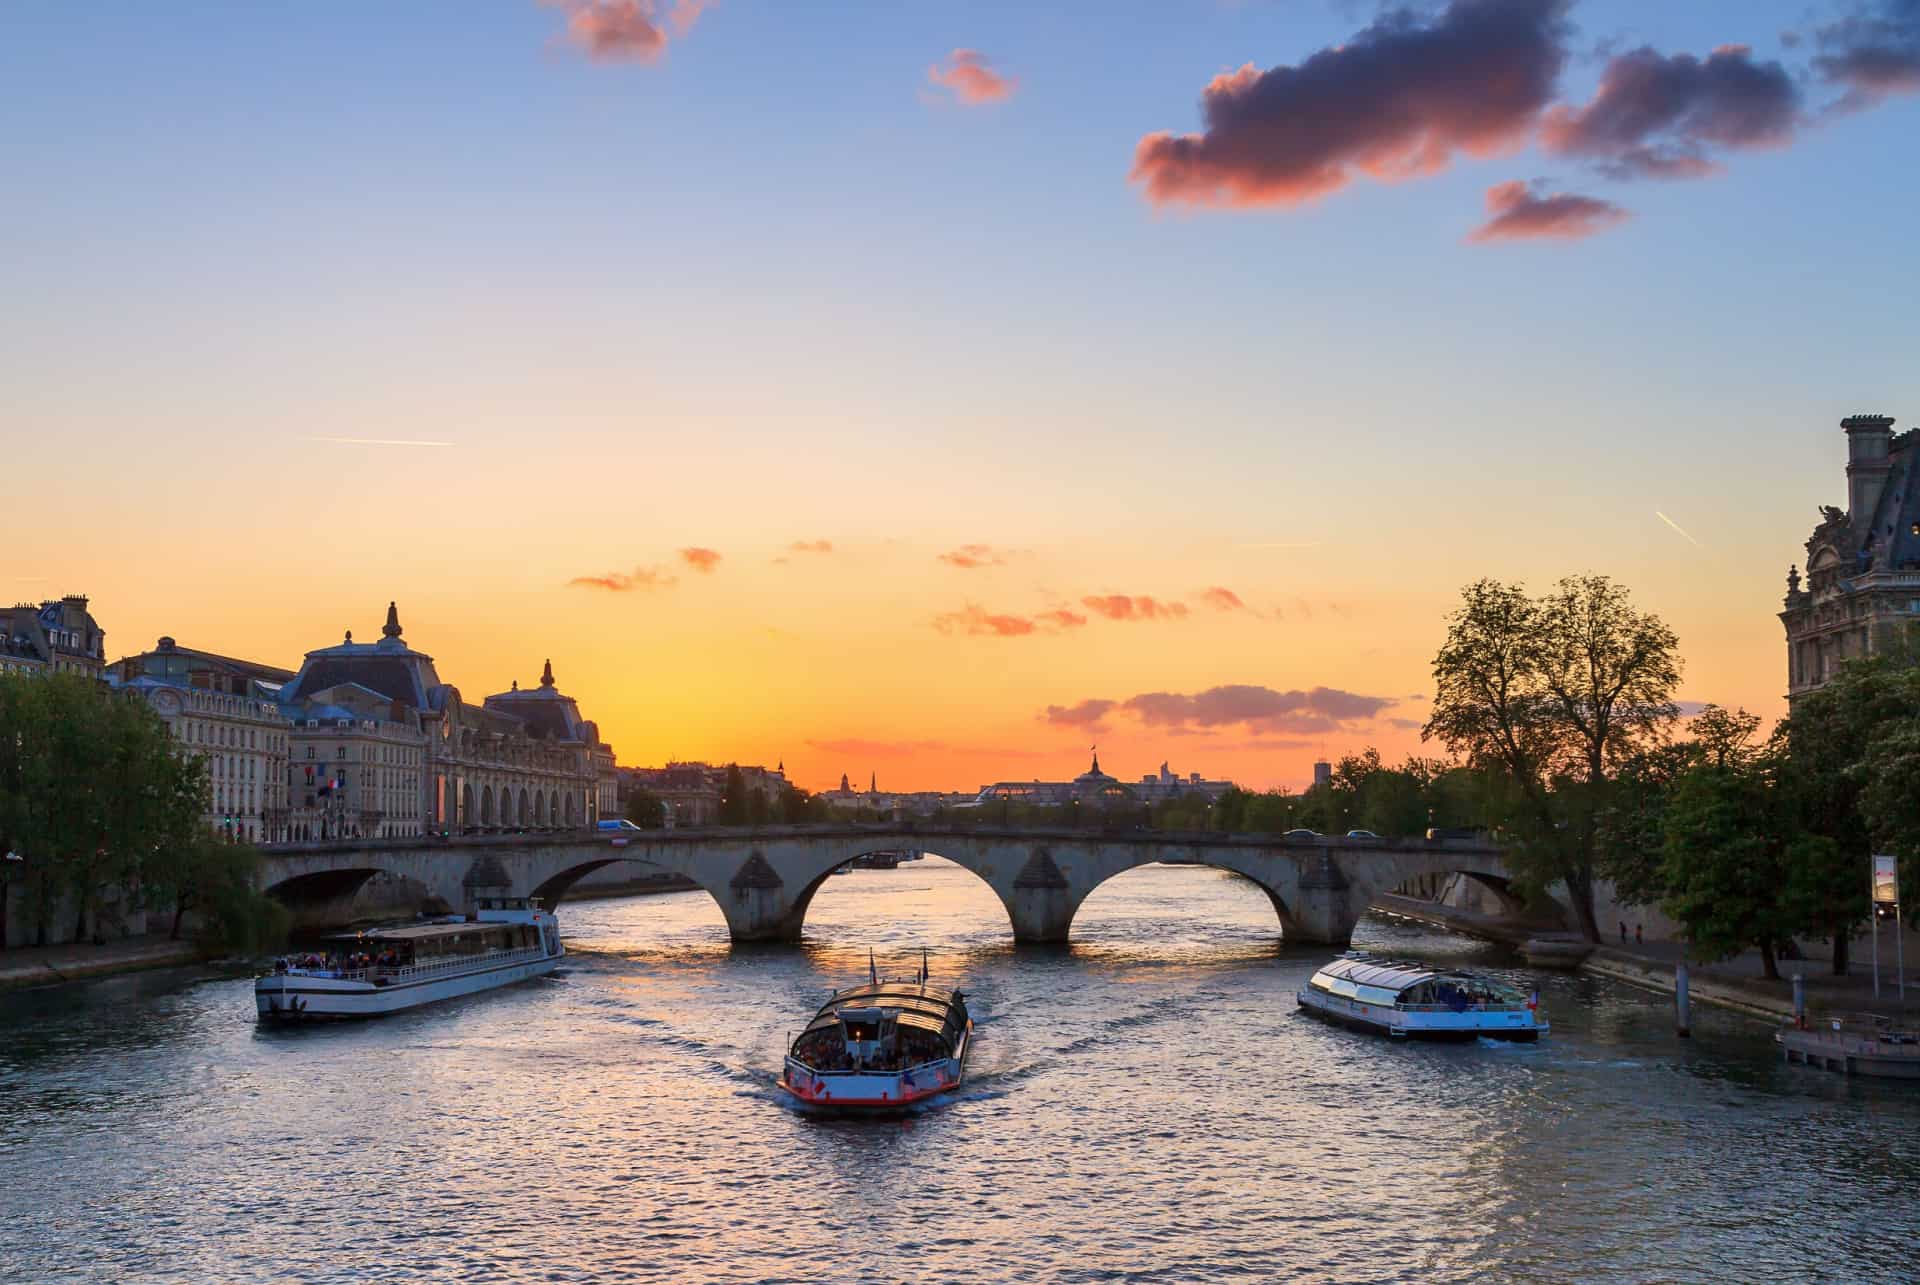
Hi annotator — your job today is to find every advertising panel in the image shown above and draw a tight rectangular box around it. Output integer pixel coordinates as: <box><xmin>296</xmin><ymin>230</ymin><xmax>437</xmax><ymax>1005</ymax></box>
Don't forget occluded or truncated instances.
<box><xmin>1872</xmin><ymin>854</ymin><xmax>1900</xmax><ymax>905</ymax></box>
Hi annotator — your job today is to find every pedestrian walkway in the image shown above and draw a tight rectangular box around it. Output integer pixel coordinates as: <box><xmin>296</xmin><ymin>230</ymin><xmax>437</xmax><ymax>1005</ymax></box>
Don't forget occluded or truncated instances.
<box><xmin>1587</xmin><ymin>931</ymin><xmax>1918</xmax><ymax>1024</ymax></box>
<box><xmin>0</xmin><ymin>934</ymin><xmax>204</xmax><ymax>992</ymax></box>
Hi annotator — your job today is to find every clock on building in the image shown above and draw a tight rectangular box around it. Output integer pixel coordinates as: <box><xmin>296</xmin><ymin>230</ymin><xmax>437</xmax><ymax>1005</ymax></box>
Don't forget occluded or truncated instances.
<box><xmin>152</xmin><ymin>689</ymin><xmax>182</xmax><ymax>718</ymax></box>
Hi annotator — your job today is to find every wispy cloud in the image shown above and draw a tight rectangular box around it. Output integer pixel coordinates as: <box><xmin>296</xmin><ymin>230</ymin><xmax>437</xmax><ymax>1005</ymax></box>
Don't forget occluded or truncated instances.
<box><xmin>567</xmin><ymin>565</ymin><xmax>678</xmax><ymax>591</ymax></box>
<box><xmin>932</xmin><ymin>603</ymin><xmax>1087</xmax><ymax>638</ymax></box>
<box><xmin>1469</xmin><ymin>180</ymin><xmax>1630</xmax><ymax>242</ymax></box>
<box><xmin>1043</xmin><ymin>699</ymin><xmax>1116</xmax><ymax>729</ymax></box>
<box><xmin>938</xmin><ymin>543</ymin><xmax>1011</xmax><ymax>569</ymax></box>
<box><xmin>1656</xmin><ymin>510</ymin><xmax>1704</xmax><ymax>547</ymax></box>
<box><xmin>1199</xmin><ymin>586</ymin><xmax>1249</xmax><ymax>613</ymax></box>
<box><xmin>303</xmin><ymin>436</ymin><xmax>456</xmax><ymax>448</ymax></box>
<box><xmin>679</xmin><ymin>546</ymin><xmax>722</xmax><ymax>572</ymax></box>
<box><xmin>1043</xmin><ymin>684</ymin><xmax>1398</xmax><ymax>737</ymax></box>
<box><xmin>788</xmin><ymin>539</ymin><xmax>833</xmax><ymax>555</ymax></box>
<box><xmin>1081</xmin><ymin>594</ymin><xmax>1189</xmax><ymax>622</ymax></box>
<box><xmin>927</xmin><ymin>49</ymin><xmax>1017</xmax><ymax>105</ymax></box>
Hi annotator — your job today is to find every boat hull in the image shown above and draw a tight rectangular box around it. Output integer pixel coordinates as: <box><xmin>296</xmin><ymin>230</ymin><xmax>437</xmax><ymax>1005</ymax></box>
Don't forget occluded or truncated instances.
<box><xmin>781</xmin><ymin>1028</ymin><xmax>971</xmax><ymax>1111</ymax></box>
<box><xmin>1297</xmin><ymin>988</ymin><xmax>1546</xmax><ymax>1042</ymax></box>
<box><xmin>256</xmin><ymin>952</ymin><xmax>561</xmax><ymax>1021</ymax></box>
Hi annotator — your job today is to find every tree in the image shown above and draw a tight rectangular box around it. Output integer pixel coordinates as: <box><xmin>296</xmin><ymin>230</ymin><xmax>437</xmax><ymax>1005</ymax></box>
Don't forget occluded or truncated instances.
<box><xmin>1660</xmin><ymin>759</ymin><xmax>1797</xmax><ymax>980</ymax></box>
<box><xmin>1772</xmin><ymin>658</ymin><xmax>1914</xmax><ymax>972</ymax></box>
<box><xmin>624</xmin><ymin>789</ymin><xmax>667</xmax><ymax>829</ymax></box>
<box><xmin>1597</xmin><ymin>705</ymin><xmax>1759</xmax><ymax>910</ymax></box>
<box><xmin>716</xmin><ymin>764</ymin><xmax>750</xmax><ymax>826</ymax></box>
<box><xmin>1855</xmin><ymin>713</ymin><xmax>1920</xmax><ymax>918</ymax></box>
<box><xmin>1425</xmin><ymin>576</ymin><xmax>1682</xmax><ymax>940</ymax></box>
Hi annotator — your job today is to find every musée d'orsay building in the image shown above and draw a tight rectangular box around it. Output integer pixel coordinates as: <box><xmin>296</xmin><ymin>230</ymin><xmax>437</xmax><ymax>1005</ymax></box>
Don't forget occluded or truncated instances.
<box><xmin>111</xmin><ymin>603</ymin><xmax>618</xmax><ymax>843</ymax></box>
<box><xmin>1782</xmin><ymin>414</ymin><xmax>1920</xmax><ymax>702</ymax></box>
<box><xmin>272</xmin><ymin>604</ymin><xmax>617</xmax><ymax>841</ymax></box>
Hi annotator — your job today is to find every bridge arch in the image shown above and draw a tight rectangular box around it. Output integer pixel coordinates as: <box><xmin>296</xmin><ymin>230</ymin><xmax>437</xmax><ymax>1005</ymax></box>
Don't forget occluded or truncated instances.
<box><xmin>1068</xmin><ymin>856</ymin><xmax>1304</xmax><ymax>943</ymax></box>
<box><xmin>480</xmin><ymin>786</ymin><xmax>495</xmax><ymax>828</ymax></box>
<box><xmin>519</xmin><ymin>789</ymin><xmax>530</xmax><ymax>830</ymax></box>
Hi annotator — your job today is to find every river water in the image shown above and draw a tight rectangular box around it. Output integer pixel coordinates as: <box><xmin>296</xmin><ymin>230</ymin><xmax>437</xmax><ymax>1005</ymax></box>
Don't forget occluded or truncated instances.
<box><xmin>2</xmin><ymin>859</ymin><xmax>1916</xmax><ymax>1283</ymax></box>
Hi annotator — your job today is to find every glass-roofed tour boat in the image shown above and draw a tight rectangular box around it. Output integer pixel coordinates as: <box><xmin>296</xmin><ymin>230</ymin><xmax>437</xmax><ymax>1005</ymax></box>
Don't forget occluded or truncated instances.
<box><xmin>779</xmin><ymin>951</ymin><xmax>973</xmax><ymax>1111</ymax></box>
<box><xmin>1298</xmin><ymin>953</ymin><xmax>1548</xmax><ymax>1042</ymax></box>
<box><xmin>256</xmin><ymin>897</ymin><xmax>564</xmax><ymax>1021</ymax></box>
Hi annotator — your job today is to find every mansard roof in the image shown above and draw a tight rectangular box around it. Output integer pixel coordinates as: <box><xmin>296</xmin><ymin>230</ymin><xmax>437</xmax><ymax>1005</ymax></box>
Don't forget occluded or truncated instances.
<box><xmin>482</xmin><ymin>658</ymin><xmax>589</xmax><ymax>742</ymax></box>
<box><xmin>279</xmin><ymin>605</ymin><xmax>444</xmax><ymax>709</ymax></box>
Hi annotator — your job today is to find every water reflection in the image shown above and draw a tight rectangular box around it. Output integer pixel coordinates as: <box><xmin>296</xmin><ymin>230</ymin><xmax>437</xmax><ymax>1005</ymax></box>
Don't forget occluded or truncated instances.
<box><xmin>0</xmin><ymin>860</ymin><xmax>1915</xmax><ymax>1282</ymax></box>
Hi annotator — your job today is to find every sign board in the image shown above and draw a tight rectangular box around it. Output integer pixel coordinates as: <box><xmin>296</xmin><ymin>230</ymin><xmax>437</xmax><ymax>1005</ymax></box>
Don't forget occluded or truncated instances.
<box><xmin>1872</xmin><ymin>854</ymin><xmax>1900</xmax><ymax>905</ymax></box>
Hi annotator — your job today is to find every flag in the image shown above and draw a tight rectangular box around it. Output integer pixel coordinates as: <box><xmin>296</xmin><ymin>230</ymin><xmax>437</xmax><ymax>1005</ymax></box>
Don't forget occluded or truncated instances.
<box><xmin>869</xmin><ymin>948</ymin><xmax>877</xmax><ymax>985</ymax></box>
<box><xmin>1527</xmin><ymin>989</ymin><xmax>1539</xmax><ymax>1012</ymax></box>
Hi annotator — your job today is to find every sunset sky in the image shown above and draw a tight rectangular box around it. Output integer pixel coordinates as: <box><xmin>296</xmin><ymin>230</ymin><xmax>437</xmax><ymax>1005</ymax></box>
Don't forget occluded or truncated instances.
<box><xmin>6</xmin><ymin>0</ymin><xmax>1918</xmax><ymax>792</ymax></box>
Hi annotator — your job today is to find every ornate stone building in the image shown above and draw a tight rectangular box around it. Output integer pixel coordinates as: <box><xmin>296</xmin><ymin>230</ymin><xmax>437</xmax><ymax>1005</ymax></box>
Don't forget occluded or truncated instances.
<box><xmin>107</xmin><ymin>637</ymin><xmax>295</xmax><ymax>843</ymax></box>
<box><xmin>1</xmin><ymin>595</ymin><xmax>107</xmax><ymax>678</ymax></box>
<box><xmin>1782</xmin><ymin>414</ymin><xmax>1920</xmax><ymax>702</ymax></box>
<box><xmin>276</xmin><ymin>604</ymin><xmax>616</xmax><ymax>838</ymax></box>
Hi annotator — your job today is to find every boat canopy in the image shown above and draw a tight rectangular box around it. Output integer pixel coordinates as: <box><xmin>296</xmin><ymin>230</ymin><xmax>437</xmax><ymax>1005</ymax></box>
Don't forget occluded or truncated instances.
<box><xmin>796</xmin><ymin>983</ymin><xmax>968</xmax><ymax>1047</ymax></box>
<box><xmin>1312</xmin><ymin>957</ymin><xmax>1446</xmax><ymax>996</ymax></box>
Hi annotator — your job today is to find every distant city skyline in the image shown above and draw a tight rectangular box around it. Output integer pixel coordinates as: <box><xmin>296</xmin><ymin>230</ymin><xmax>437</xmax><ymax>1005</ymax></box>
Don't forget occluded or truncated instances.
<box><xmin>7</xmin><ymin>0</ymin><xmax>1917</xmax><ymax>791</ymax></box>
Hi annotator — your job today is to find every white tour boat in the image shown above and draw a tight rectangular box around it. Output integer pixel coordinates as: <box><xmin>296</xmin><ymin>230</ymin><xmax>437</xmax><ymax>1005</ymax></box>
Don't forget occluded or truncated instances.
<box><xmin>1298</xmin><ymin>953</ymin><xmax>1548</xmax><ymax>1042</ymax></box>
<box><xmin>779</xmin><ymin>952</ymin><xmax>972</xmax><ymax>1111</ymax></box>
<box><xmin>256</xmin><ymin>897</ymin><xmax>563</xmax><ymax>1021</ymax></box>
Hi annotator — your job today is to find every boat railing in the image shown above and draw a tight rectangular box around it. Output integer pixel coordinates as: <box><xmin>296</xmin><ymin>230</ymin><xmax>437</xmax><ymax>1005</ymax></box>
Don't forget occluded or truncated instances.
<box><xmin>281</xmin><ymin>943</ymin><xmax>550</xmax><ymax>984</ymax></box>
<box><xmin>1397</xmin><ymin>1001</ymin><xmax>1533</xmax><ymax>1013</ymax></box>
<box><xmin>377</xmin><ymin>944</ymin><xmax>551</xmax><ymax>983</ymax></box>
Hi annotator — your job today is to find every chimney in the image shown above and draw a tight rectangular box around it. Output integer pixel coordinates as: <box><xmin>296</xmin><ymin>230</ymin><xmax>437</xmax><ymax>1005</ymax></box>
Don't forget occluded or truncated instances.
<box><xmin>1844</xmin><ymin>414</ymin><xmax>1896</xmax><ymax>524</ymax></box>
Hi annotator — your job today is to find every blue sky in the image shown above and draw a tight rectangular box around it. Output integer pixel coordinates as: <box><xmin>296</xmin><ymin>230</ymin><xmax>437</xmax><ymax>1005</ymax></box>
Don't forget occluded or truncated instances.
<box><xmin>4</xmin><ymin>0</ymin><xmax>1917</xmax><ymax>786</ymax></box>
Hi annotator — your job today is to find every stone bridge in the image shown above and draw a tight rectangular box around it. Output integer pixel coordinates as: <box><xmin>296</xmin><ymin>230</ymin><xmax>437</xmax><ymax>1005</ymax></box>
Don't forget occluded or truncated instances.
<box><xmin>257</xmin><ymin>825</ymin><xmax>1519</xmax><ymax>947</ymax></box>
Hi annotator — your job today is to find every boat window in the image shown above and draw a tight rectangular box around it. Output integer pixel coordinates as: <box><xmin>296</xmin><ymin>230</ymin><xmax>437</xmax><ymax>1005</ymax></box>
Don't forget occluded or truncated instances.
<box><xmin>843</xmin><ymin>1021</ymin><xmax>878</xmax><ymax>1042</ymax></box>
<box><xmin>1354</xmin><ymin>985</ymin><xmax>1401</xmax><ymax>1005</ymax></box>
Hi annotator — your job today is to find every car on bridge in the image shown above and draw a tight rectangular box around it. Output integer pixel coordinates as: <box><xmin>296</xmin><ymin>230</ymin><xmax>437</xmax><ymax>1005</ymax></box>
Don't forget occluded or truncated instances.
<box><xmin>1345</xmin><ymin>829</ymin><xmax>1381</xmax><ymax>840</ymax></box>
<box><xmin>1283</xmin><ymin>829</ymin><xmax>1321</xmax><ymax>839</ymax></box>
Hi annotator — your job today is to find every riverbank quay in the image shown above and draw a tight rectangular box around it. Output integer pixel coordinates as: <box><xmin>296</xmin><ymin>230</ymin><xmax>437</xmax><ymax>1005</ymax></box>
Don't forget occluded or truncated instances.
<box><xmin>1582</xmin><ymin>939</ymin><xmax>1918</xmax><ymax>1026</ymax></box>
<box><xmin>1370</xmin><ymin>892</ymin><xmax>1535</xmax><ymax>946</ymax></box>
<box><xmin>0</xmin><ymin>934</ymin><xmax>206</xmax><ymax>992</ymax></box>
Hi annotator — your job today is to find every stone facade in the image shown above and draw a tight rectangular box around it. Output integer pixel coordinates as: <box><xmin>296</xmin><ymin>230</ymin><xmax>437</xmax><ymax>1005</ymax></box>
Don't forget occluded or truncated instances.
<box><xmin>1781</xmin><ymin>414</ymin><xmax>1920</xmax><ymax>702</ymax></box>
<box><xmin>108</xmin><ymin>637</ymin><xmax>295</xmax><ymax>843</ymax></box>
<box><xmin>277</xmin><ymin>604</ymin><xmax>615</xmax><ymax>839</ymax></box>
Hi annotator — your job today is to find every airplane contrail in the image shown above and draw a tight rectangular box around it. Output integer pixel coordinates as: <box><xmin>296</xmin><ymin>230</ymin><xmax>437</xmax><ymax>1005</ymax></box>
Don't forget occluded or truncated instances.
<box><xmin>1656</xmin><ymin>511</ymin><xmax>1702</xmax><ymax>548</ymax></box>
<box><xmin>304</xmin><ymin>436</ymin><xmax>456</xmax><ymax>448</ymax></box>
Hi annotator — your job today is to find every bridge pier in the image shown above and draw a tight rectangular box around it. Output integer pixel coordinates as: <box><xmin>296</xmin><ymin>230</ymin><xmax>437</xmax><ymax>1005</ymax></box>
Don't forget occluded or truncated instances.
<box><xmin>1285</xmin><ymin>851</ymin><xmax>1363</xmax><ymax>948</ymax></box>
<box><xmin>1005</xmin><ymin>848</ymin><xmax>1078</xmax><ymax>943</ymax></box>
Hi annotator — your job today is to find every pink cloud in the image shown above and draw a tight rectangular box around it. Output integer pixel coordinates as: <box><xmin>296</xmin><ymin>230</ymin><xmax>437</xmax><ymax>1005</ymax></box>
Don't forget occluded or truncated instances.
<box><xmin>789</xmin><ymin>539</ymin><xmax>833</xmax><ymax>555</ymax></box>
<box><xmin>679</xmin><ymin>546</ymin><xmax>722</xmax><ymax>573</ymax></box>
<box><xmin>1081</xmin><ymin>594</ymin><xmax>1190</xmax><ymax>622</ymax></box>
<box><xmin>1044</xmin><ymin>699</ymin><xmax>1116</xmax><ymax>729</ymax></box>
<box><xmin>1813</xmin><ymin>2</ymin><xmax>1920</xmax><ymax>109</ymax></box>
<box><xmin>932</xmin><ymin>602</ymin><xmax>1085</xmax><ymax>638</ymax></box>
<box><xmin>1468</xmin><ymin>180</ymin><xmax>1630</xmax><ymax>243</ymax></box>
<box><xmin>545</xmin><ymin>0</ymin><xmax>711</xmax><ymax>63</ymax></box>
<box><xmin>932</xmin><ymin>604</ymin><xmax>1037</xmax><ymax>638</ymax></box>
<box><xmin>1200</xmin><ymin>586</ymin><xmax>1247</xmax><ymax>613</ymax></box>
<box><xmin>566</xmin><ymin>565</ymin><xmax>677</xmax><ymax>591</ymax></box>
<box><xmin>1541</xmin><ymin>44</ymin><xmax>1800</xmax><ymax>179</ymax></box>
<box><xmin>928</xmin><ymin>49</ymin><xmax>1017</xmax><ymax>105</ymax></box>
<box><xmin>1045</xmin><ymin>684</ymin><xmax>1398</xmax><ymax>735</ymax></box>
<box><xmin>1131</xmin><ymin>0</ymin><xmax>1568</xmax><ymax>209</ymax></box>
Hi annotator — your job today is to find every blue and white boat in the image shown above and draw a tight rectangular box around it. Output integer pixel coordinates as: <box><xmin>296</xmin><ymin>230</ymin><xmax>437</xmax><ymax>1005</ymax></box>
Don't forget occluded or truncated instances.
<box><xmin>1298</xmin><ymin>953</ymin><xmax>1548</xmax><ymax>1042</ymax></box>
